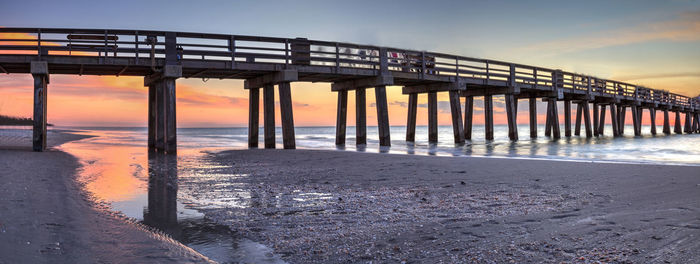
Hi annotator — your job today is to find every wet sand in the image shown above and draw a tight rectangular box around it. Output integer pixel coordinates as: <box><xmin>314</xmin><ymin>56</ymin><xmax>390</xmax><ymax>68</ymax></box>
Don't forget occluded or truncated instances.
<box><xmin>0</xmin><ymin>131</ymin><xmax>212</xmax><ymax>264</ymax></box>
<box><xmin>196</xmin><ymin>149</ymin><xmax>700</xmax><ymax>263</ymax></box>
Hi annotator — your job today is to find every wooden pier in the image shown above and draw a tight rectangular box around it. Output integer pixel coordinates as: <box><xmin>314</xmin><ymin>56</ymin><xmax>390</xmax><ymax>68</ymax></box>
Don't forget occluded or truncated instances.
<box><xmin>0</xmin><ymin>27</ymin><xmax>698</xmax><ymax>152</ymax></box>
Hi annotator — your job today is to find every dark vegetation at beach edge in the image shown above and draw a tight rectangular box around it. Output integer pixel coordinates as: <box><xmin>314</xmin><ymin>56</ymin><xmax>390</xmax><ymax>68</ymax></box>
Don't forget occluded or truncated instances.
<box><xmin>0</xmin><ymin>114</ymin><xmax>53</xmax><ymax>126</ymax></box>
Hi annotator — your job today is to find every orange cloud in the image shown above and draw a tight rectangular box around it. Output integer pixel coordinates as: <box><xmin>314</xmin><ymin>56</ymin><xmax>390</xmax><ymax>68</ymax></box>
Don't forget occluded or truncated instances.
<box><xmin>520</xmin><ymin>11</ymin><xmax>700</xmax><ymax>56</ymax></box>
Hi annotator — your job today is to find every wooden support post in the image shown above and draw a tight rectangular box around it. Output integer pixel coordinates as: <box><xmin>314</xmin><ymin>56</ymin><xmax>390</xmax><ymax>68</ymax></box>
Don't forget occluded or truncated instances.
<box><xmin>593</xmin><ymin>103</ymin><xmax>600</xmax><ymax>137</ymax></box>
<box><xmin>155</xmin><ymin>81</ymin><xmax>165</xmax><ymax>151</ymax></box>
<box><xmin>335</xmin><ymin>90</ymin><xmax>348</xmax><ymax>145</ymax></box>
<box><xmin>564</xmin><ymin>100</ymin><xmax>572</xmax><ymax>137</ymax></box>
<box><xmin>263</xmin><ymin>84</ymin><xmax>275</xmax><ymax>149</ymax></box>
<box><xmin>164</xmin><ymin>78</ymin><xmax>177</xmax><ymax>153</ymax></box>
<box><xmin>356</xmin><ymin>88</ymin><xmax>367</xmax><ymax>145</ymax></box>
<box><xmin>449</xmin><ymin>91</ymin><xmax>465</xmax><ymax>144</ymax></box>
<box><xmin>428</xmin><ymin>91</ymin><xmax>438</xmax><ymax>143</ymax></box>
<box><xmin>406</xmin><ymin>93</ymin><xmax>417</xmax><ymax>142</ymax></box>
<box><xmin>582</xmin><ymin>102</ymin><xmax>593</xmax><ymax>138</ymax></box>
<box><xmin>663</xmin><ymin>109</ymin><xmax>671</xmax><ymax>134</ymax></box>
<box><xmin>278</xmin><ymin>82</ymin><xmax>296</xmax><ymax>149</ymax></box>
<box><xmin>684</xmin><ymin>112</ymin><xmax>692</xmax><ymax>134</ymax></box>
<box><xmin>248</xmin><ymin>88</ymin><xmax>259</xmax><ymax>148</ymax></box>
<box><xmin>631</xmin><ymin>105</ymin><xmax>638</xmax><ymax>136</ymax></box>
<box><xmin>649</xmin><ymin>108</ymin><xmax>657</xmax><ymax>135</ymax></box>
<box><xmin>505</xmin><ymin>94</ymin><xmax>518</xmax><ymax>141</ymax></box>
<box><xmin>545</xmin><ymin>100</ymin><xmax>552</xmax><ymax>137</ymax></box>
<box><xmin>148</xmin><ymin>84</ymin><xmax>156</xmax><ymax>149</ymax></box>
<box><xmin>484</xmin><ymin>95</ymin><xmax>494</xmax><ymax>140</ymax></box>
<box><xmin>574</xmin><ymin>103</ymin><xmax>582</xmax><ymax>136</ymax></box>
<box><xmin>375</xmin><ymin>85</ymin><xmax>391</xmax><ymax>146</ymax></box>
<box><xmin>610</xmin><ymin>103</ymin><xmax>619</xmax><ymax>137</ymax></box>
<box><xmin>619</xmin><ymin>105</ymin><xmax>626</xmax><ymax>135</ymax></box>
<box><xmin>32</xmin><ymin>74</ymin><xmax>48</xmax><ymax>151</ymax></box>
<box><xmin>514</xmin><ymin>98</ymin><xmax>519</xmax><ymax>123</ymax></box>
<box><xmin>464</xmin><ymin>96</ymin><xmax>473</xmax><ymax>140</ymax></box>
<box><xmin>550</xmin><ymin>99</ymin><xmax>561</xmax><ymax>139</ymax></box>
<box><xmin>635</xmin><ymin>106</ymin><xmax>643</xmax><ymax>136</ymax></box>
<box><xmin>599</xmin><ymin>105</ymin><xmax>606</xmax><ymax>136</ymax></box>
<box><xmin>529</xmin><ymin>97</ymin><xmax>537</xmax><ymax>138</ymax></box>
<box><xmin>674</xmin><ymin>111</ymin><xmax>682</xmax><ymax>134</ymax></box>
<box><xmin>693</xmin><ymin>113</ymin><xmax>700</xmax><ymax>133</ymax></box>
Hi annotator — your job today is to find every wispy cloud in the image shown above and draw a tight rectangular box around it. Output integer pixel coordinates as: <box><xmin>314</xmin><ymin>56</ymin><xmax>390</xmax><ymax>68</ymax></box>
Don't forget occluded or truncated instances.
<box><xmin>613</xmin><ymin>71</ymin><xmax>700</xmax><ymax>81</ymax></box>
<box><xmin>519</xmin><ymin>11</ymin><xmax>700</xmax><ymax>56</ymax></box>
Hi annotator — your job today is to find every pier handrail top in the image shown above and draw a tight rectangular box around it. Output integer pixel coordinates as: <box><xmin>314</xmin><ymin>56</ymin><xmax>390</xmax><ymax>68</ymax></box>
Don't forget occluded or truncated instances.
<box><xmin>0</xmin><ymin>27</ymin><xmax>604</xmax><ymax>72</ymax></box>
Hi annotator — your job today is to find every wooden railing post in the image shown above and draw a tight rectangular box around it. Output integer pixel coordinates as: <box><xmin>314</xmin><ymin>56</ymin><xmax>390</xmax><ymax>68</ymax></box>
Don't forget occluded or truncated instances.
<box><xmin>335</xmin><ymin>43</ymin><xmax>340</xmax><ymax>72</ymax></box>
<box><xmin>229</xmin><ymin>35</ymin><xmax>236</xmax><ymax>69</ymax></box>
<box><xmin>421</xmin><ymin>51</ymin><xmax>426</xmax><ymax>79</ymax></box>
<box><xmin>37</xmin><ymin>29</ymin><xmax>42</xmax><ymax>59</ymax></box>
<box><xmin>135</xmin><ymin>31</ymin><xmax>139</xmax><ymax>60</ymax></box>
<box><xmin>379</xmin><ymin>47</ymin><xmax>388</xmax><ymax>74</ymax></box>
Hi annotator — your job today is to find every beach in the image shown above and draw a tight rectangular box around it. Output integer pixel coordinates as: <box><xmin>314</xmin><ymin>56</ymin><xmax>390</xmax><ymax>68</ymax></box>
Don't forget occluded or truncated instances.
<box><xmin>1</xmin><ymin>129</ymin><xmax>699</xmax><ymax>263</ymax></box>
<box><xmin>0</xmin><ymin>131</ymin><xmax>212</xmax><ymax>264</ymax></box>
<box><xmin>194</xmin><ymin>149</ymin><xmax>700</xmax><ymax>263</ymax></box>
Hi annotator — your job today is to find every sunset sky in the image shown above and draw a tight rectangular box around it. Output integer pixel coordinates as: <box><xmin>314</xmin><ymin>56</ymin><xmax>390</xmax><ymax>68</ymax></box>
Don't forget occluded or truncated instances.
<box><xmin>1</xmin><ymin>0</ymin><xmax>699</xmax><ymax>127</ymax></box>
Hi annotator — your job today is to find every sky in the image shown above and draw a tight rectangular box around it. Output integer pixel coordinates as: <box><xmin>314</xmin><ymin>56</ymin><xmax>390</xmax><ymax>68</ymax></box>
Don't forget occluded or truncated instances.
<box><xmin>1</xmin><ymin>0</ymin><xmax>699</xmax><ymax>127</ymax></box>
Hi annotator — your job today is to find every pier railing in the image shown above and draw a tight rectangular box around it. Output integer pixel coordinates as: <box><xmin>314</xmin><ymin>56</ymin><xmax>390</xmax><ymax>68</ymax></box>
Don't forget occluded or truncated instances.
<box><xmin>0</xmin><ymin>27</ymin><xmax>697</xmax><ymax>108</ymax></box>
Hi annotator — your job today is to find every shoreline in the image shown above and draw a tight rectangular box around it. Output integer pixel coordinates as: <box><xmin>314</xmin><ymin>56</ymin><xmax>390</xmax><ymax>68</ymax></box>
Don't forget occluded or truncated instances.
<box><xmin>0</xmin><ymin>130</ymin><xmax>213</xmax><ymax>263</ymax></box>
<box><xmin>313</xmin><ymin>144</ymin><xmax>700</xmax><ymax>168</ymax></box>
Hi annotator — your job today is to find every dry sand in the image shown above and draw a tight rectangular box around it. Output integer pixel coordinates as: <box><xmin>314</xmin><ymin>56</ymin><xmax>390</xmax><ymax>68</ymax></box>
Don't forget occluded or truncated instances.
<box><xmin>188</xmin><ymin>149</ymin><xmax>700</xmax><ymax>263</ymax></box>
<box><xmin>0</xmin><ymin>130</ymin><xmax>212</xmax><ymax>264</ymax></box>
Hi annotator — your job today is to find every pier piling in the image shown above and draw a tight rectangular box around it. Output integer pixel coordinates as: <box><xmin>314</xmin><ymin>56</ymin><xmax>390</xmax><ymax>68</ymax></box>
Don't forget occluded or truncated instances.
<box><xmin>155</xmin><ymin>81</ymin><xmax>165</xmax><ymax>150</ymax></box>
<box><xmin>428</xmin><ymin>92</ymin><xmax>438</xmax><ymax>143</ymax></box>
<box><xmin>545</xmin><ymin>100</ymin><xmax>552</xmax><ymax>137</ymax></box>
<box><xmin>548</xmin><ymin>99</ymin><xmax>561</xmax><ymax>139</ymax></box>
<box><xmin>484</xmin><ymin>95</ymin><xmax>494</xmax><ymax>140</ymax></box>
<box><xmin>505</xmin><ymin>94</ymin><xmax>518</xmax><ymax>141</ymax></box>
<box><xmin>335</xmin><ymin>90</ymin><xmax>348</xmax><ymax>145</ymax></box>
<box><xmin>464</xmin><ymin>96</ymin><xmax>474</xmax><ymax>140</ymax></box>
<box><xmin>263</xmin><ymin>84</ymin><xmax>275</xmax><ymax>149</ymax></box>
<box><xmin>649</xmin><ymin>108</ymin><xmax>657</xmax><ymax>135</ymax></box>
<box><xmin>631</xmin><ymin>105</ymin><xmax>640</xmax><ymax>136</ymax></box>
<box><xmin>564</xmin><ymin>100</ymin><xmax>572</xmax><ymax>137</ymax></box>
<box><xmin>574</xmin><ymin>102</ymin><xmax>582</xmax><ymax>136</ymax></box>
<box><xmin>610</xmin><ymin>103</ymin><xmax>620</xmax><ymax>137</ymax></box>
<box><xmin>449</xmin><ymin>91</ymin><xmax>465</xmax><ymax>144</ymax></box>
<box><xmin>663</xmin><ymin>109</ymin><xmax>671</xmax><ymax>134</ymax></box>
<box><xmin>148</xmin><ymin>84</ymin><xmax>156</xmax><ymax>149</ymax></box>
<box><xmin>278</xmin><ymin>82</ymin><xmax>296</xmax><ymax>149</ymax></box>
<box><xmin>599</xmin><ymin>105</ymin><xmax>606</xmax><ymax>136</ymax></box>
<box><xmin>582</xmin><ymin>103</ymin><xmax>593</xmax><ymax>138</ymax></box>
<box><xmin>593</xmin><ymin>103</ymin><xmax>600</xmax><ymax>137</ymax></box>
<box><xmin>248</xmin><ymin>88</ymin><xmax>259</xmax><ymax>148</ymax></box>
<box><xmin>406</xmin><ymin>93</ymin><xmax>417</xmax><ymax>142</ymax></box>
<box><xmin>164</xmin><ymin>78</ymin><xmax>177</xmax><ymax>153</ymax></box>
<box><xmin>674</xmin><ymin>111</ymin><xmax>682</xmax><ymax>134</ymax></box>
<box><xmin>375</xmin><ymin>85</ymin><xmax>391</xmax><ymax>146</ymax></box>
<box><xmin>618</xmin><ymin>105</ymin><xmax>626</xmax><ymax>134</ymax></box>
<box><xmin>31</xmin><ymin>61</ymin><xmax>48</xmax><ymax>152</ymax></box>
<box><xmin>529</xmin><ymin>98</ymin><xmax>537</xmax><ymax>138</ymax></box>
<box><xmin>356</xmin><ymin>88</ymin><xmax>367</xmax><ymax>145</ymax></box>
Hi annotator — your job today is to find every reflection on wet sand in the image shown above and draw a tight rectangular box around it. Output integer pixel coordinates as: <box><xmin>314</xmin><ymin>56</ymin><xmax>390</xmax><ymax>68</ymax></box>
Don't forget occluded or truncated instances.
<box><xmin>141</xmin><ymin>150</ymin><xmax>286</xmax><ymax>264</ymax></box>
<box><xmin>143</xmin><ymin>151</ymin><xmax>179</xmax><ymax>236</ymax></box>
